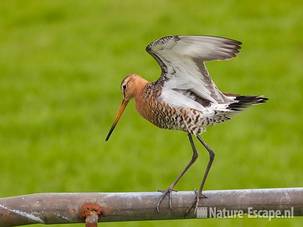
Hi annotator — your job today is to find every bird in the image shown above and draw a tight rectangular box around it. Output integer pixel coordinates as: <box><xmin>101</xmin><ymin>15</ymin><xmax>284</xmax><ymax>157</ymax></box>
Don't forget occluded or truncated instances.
<box><xmin>105</xmin><ymin>35</ymin><xmax>268</xmax><ymax>213</ymax></box>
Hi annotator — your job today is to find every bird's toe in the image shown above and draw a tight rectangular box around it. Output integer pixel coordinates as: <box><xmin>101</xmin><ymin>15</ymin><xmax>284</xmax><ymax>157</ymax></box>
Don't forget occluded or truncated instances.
<box><xmin>184</xmin><ymin>189</ymin><xmax>208</xmax><ymax>216</ymax></box>
<box><xmin>156</xmin><ymin>188</ymin><xmax>176</xmax><ymax>212</ymax></box>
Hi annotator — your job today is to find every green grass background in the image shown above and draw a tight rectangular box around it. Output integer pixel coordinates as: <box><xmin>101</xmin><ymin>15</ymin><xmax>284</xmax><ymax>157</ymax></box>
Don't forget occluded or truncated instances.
<box><xmin>0</xmin><ymin>0</ymin><xmax>302</xmax><ymax>226</ymax></box>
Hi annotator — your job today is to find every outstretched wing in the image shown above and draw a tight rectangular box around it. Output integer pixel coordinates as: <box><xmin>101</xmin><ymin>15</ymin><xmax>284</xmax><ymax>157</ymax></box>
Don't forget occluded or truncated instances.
<box><xmin>146</xmin><ymin>35</ymin><xmax>241</xmax><ymax>111</ymax></box>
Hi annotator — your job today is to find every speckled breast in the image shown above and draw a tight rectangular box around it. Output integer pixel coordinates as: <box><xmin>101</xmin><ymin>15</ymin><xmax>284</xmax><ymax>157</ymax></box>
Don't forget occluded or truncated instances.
<box><xmin>135</xmin><ymin>84</ymin><xmax>209</xmax><ymax>135</ymax></box>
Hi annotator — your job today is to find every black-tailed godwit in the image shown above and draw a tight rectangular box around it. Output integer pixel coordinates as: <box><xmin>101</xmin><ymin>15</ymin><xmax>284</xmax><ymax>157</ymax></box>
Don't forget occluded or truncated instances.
<box><xmin>105</xmin><ymin>35</ymin><xmax>268</xmax><ymax>213</ymax></box>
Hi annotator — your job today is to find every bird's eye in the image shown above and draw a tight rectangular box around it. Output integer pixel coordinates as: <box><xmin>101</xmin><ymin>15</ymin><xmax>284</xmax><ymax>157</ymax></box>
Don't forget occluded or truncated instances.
<box><xmin>122</xmin><ymin>84</ymin><xmax>127</xmax><ymax>91</ymax></box>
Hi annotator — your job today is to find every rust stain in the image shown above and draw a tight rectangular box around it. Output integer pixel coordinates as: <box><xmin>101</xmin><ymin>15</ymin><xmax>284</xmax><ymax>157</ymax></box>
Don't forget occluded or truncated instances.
<box><xmin>80</xmin><ymin>203</ymin><xmax>103</xmax><ymax>218</ymax></box>
<box><xmin>80</xmin><ymin>203</ymin><xmax>103</xmax><ymax>227</ymax></box>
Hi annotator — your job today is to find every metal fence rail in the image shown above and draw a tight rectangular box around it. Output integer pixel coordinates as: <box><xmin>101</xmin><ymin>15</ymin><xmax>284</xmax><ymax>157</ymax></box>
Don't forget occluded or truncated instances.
<box><xmin>0</xmin><ymin>188</ymin><xmax>302</xmax><ymax>226</ymax></box>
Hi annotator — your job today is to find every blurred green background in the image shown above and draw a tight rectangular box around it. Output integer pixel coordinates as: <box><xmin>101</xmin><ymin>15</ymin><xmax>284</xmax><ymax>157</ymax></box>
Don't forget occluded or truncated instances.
<box><xmin>0</xmin><ymin>0</ymin><xmax>302</xmax><ymax>226</ymax></box>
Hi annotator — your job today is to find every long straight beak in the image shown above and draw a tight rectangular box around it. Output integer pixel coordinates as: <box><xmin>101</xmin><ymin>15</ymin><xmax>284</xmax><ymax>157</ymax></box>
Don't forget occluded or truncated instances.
<box><xmin>105</xmin><ymin>99</ymin><xmax>129</xmax><ymax>141</ymax></box>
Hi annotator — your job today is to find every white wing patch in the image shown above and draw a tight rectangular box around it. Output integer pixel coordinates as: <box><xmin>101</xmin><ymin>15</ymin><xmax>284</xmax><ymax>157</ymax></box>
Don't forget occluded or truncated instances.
<box><xmin>162</xmin><ymin>58</ymin><xmax>218</xmax><ymax>103</ymax></box>
<box><xmin>160</xmin><ymin>86</ymin><xmax>236</xmax><ymax>117</ymax></box>
<box><xmin>159</xmin><ymin>88</ymin><xmax>206</xmax><ymax>112</ymax></box>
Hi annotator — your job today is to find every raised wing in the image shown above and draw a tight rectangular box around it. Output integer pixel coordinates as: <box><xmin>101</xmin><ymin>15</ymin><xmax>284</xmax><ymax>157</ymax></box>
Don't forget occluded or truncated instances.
<box><xmin>146</xmin><ymin>35</ymin><xmax>241</xmax><ymax>109</ymax></box>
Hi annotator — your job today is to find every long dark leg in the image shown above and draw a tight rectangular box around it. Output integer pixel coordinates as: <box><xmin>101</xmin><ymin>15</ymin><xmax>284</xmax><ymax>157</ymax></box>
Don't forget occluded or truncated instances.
<box><xmin>156</xmin><ymin>133</ymin><xmax>199</xmax><ymax>212</ymax></box>
<box><xmin>185</xmin><ymin>135</ymin><xmax>215</xmax><ymax>215</ymax></box>
<box><xmin>196</xmin><ymin>134</ymin><xmax>215</xmax><ymax>196</ymax></box>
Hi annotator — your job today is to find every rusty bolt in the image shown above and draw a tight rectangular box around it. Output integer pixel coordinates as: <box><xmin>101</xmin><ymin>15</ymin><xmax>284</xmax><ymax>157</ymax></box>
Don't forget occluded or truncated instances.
<box><xmin>80</xmin><ymin>203</ymin><xmax>103</xmax><ymax>227</ymax></box>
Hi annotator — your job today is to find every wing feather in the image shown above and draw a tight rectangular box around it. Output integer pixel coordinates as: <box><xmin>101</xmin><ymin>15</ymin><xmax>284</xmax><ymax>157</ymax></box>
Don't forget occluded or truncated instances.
<box><xmin>146</xmin><ymin>35</ymin><xmax>241</xmax><ymax>109</ymax></box>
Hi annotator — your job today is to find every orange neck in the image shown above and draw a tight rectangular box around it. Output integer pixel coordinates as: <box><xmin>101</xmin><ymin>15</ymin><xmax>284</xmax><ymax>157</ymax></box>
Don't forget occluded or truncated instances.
<box><xmin>133</xmin><ymin>79</ymin><xmax>148</xmax><ymax>116</ymax></box>
<box><xmin>133</xmin><ymin>77</ymin><xmax>148</xmax><ymax>100</ymax></box>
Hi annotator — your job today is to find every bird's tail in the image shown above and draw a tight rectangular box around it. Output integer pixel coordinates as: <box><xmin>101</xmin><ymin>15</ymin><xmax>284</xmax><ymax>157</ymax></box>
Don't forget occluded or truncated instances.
<box><xmin>227</xmin><ymin>95</ymin><xmax>268</xmax><ymax>111</ymax></box>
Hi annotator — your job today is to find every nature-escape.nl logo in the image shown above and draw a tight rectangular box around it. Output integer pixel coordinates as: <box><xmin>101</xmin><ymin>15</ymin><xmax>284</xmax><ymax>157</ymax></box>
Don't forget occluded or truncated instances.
<box><xmin>196</xmin><ymin>207</ymin><xmax>294</xmax><ymax>221</ymax></box>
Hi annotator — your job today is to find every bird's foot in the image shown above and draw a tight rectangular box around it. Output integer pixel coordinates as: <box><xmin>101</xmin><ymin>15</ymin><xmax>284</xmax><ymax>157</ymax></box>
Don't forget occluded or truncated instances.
<box><xmin>156</xmin><ymin>187</ymin><xmax>177</xmax><ymax>213</ymax></box>
<box><xmin>185</xmin><ymin>189</ymin><xmax>207</xmax><ymax>216</ymax></box>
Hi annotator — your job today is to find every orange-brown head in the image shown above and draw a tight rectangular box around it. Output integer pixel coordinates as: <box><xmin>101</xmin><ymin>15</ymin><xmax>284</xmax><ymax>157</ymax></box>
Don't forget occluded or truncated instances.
<box><xmin>105</xmin><ymin>74</ymin><xmax>148</xmax><ymax>141</ymax></box>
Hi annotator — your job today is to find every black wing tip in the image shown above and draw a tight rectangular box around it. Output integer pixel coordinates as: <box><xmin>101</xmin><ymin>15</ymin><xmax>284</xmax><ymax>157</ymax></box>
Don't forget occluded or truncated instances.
<box><xmin>229</xmin><ymin>39</ymin><xmax>242</xmax><ymax>46</ymax></box>
<box><xmin>219</xmin><ymin>36</ymin><xmax>242</xmax><ymax>46</ymax></box>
